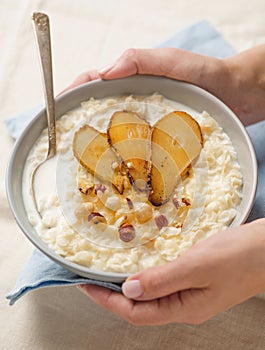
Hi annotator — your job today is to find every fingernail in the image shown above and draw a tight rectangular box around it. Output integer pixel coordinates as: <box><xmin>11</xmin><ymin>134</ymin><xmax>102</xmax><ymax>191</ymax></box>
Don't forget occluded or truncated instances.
<box><xmin>122</xmin><ymin>280</ymin><xmax>143</xmax><ymax>298</ymax></box>
<box><xmin>99</xmin><ymin>64</ymin><xmax>114</xmax><ymax>75</ymax></box>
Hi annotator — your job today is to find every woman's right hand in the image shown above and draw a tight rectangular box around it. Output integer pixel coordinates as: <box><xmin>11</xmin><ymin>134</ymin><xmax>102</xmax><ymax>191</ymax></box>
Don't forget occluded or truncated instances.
<box><xmin>78</xmin><ymin>218</ymin><xmax>265</xmax><ymax>325</ymax></box>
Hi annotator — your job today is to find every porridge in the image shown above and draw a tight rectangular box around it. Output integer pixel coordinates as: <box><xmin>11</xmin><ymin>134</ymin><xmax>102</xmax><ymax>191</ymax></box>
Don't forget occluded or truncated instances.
<box><xmin>22</xmin><ymin>94</ymin><xmax>243</xmax><ymax>273</ymax></box>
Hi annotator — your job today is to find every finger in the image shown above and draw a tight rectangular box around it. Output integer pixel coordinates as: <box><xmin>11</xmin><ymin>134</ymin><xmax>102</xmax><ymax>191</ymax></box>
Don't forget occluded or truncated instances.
<box><xmin>78</xmin><ymin>284</ymin><xmax>213</xmax><ymax>325</ymax></box>
<box><xmin>77</xmin><ymin>284</ymin><xmax>183</xmax><ymax>325</ymax></box>
<box><xmin>78</xmin><ymin>284</ymin><xmax>134</xmax><ymax>316</ymax></box>
<box><xmin>59</xmin><ymin>70</ymin><xmax>100</xmax><ymax>95</ymax></box>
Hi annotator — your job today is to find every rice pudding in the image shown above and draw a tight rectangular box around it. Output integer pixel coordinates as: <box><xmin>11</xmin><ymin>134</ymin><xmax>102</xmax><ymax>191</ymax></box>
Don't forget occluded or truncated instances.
<box><xmin>22</xmin><ymin>94</ymin><xmax>243</xmax><ymax>273</ymax></box>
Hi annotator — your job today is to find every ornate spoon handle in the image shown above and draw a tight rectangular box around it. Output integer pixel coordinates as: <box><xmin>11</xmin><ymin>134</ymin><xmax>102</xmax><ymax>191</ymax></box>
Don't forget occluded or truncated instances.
<box><xmin>32</xmin><ymin>12</ymin><xmax>56</xmax><ymax>158</ymax></box>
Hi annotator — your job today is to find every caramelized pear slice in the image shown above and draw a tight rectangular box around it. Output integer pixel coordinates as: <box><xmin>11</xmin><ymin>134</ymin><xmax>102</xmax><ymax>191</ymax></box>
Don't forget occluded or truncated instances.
<box><xmin>149</xmin><ymin>111</ymin><xmax>203</xmax><ymax>206</ymax></box>
<box><xmin>73</xmin><ymin>125</ymin><xmax>128</xmax><ymax>194</ymax></box>
<box><xmin>107</xmin><ymin>111</ymin><xmax>151</xmax><ymax>191</ymax></box>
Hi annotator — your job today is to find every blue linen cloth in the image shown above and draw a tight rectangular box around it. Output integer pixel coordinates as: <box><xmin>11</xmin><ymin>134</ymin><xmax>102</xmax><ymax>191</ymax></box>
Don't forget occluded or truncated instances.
<box><xmin>6</xmin><ymin>250</ymin><xmax>122</xmax><ymax>305</ymax></box>
<box><xmin>155</xmin><ymin>19</ymin><xmax>236</xmax><ymax>58</ymax></box>
<box><xmin>5</xmin><ymin>20</ymin><xmax>264</xmax><ymax>305</ymax></box>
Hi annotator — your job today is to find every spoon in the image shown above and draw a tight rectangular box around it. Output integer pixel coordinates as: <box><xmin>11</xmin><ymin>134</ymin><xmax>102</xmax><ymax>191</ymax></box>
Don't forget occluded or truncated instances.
<box><xmin>31</xmin><ymin>12</ymin><xmax>56</xmax><ymax>217</ymax></box>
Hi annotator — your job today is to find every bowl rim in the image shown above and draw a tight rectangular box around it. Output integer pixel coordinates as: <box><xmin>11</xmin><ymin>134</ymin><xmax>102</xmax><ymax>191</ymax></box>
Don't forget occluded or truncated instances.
<box><xmin>6</xmin><ymin>75</ymin><xmax>258</xmax><ymax>282</ymax></box>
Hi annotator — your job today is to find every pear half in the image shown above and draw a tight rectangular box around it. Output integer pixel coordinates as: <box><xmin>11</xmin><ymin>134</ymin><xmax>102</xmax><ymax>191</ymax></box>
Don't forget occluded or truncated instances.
<box><xmin>73</xmin><ymin>125</ymin><xmax>128</xmax><ymax>194</ymax></box>
<box><xmin>149</xmin><ymin>111</ymin><xmax>203</xmax><ymax>206</ymax></box>
<box><xmin>107</xmin><ymin>111</ymin><xmax>151</xmax><ymax>191</ymax></box>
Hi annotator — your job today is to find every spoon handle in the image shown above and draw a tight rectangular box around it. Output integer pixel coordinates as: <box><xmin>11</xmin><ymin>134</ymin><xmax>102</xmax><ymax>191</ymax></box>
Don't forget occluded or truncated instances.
<box><xmin>32</xmin><ymin>12</ymin><xmax>56</xmax><ymax>158</ymax></box>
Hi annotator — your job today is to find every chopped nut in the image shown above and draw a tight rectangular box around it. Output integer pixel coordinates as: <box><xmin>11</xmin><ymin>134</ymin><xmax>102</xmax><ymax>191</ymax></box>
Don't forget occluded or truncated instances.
<box><xmin>126</xmin><ymin>197</ymin><xmax>134</xmax><ymax>210</ymax></box>
<box><xmin>182</xmin><ymin>197</ymin><xmax>191</xmax><ymax>206</ymax></box>
<box><xmin>117</xmin><ymin>162</ymin><xmax>128</xmax><ymax>176</ymax></box>
<box><xmin>95</xmin><ymin>184</ymin><xmax>107</xmax><ymax>194</ymax></box>
<box><xmin>78</xmin><ymin>183</ymin><xmax>94</xmax><ymax>195</ymax></box>
<box><xmin>136</xmin><ymin>203</ymin><xmax>153</xmax><ymax>224</ymax></box>
<box><xmin>118</xmin><ymin>223</ymin><xmax>135</xmax><ymax>242</ymax></box>
<box><xmin>88</xmin><ymin>212</ymin><xmax>107</xmax><ymax>224</ymax></box>
<box><xmin>177</xmin><ymin>201</ymin><xmax>191</xmax><ymax>224</ymax></box>
<box><xmin>112</xmin><ymin>173</ymin><xmax>125</xmax><ymax>194</ymax></box>
<box><xmin>155</xmin><ymin>214</ymin><xmax>168</xmax><ymax>230</ymax></box>
<box><xmin>172</xmin><ymin>197</ymin><xmax>180</xmax><ymax>209</ymax></box>
<box><xmin>112</xmin><ymin>169</ymin><xmax>131</xmax><ymax>194</ymax></box>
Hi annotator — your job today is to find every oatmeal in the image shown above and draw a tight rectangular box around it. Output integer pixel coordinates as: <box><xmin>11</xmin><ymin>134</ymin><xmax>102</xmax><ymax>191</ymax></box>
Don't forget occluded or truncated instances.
<box><xmin>22</xmin><ymin>94</ymin><xmax>243</xmax><ymax>273</ymax></box>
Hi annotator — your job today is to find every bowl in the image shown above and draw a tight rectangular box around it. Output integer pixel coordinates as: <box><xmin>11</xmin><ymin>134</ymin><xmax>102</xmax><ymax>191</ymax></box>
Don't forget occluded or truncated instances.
<box><xmin>6</xmin><ymin>75</ymin><xmax>257</xmax><ymax>282</ymax></box>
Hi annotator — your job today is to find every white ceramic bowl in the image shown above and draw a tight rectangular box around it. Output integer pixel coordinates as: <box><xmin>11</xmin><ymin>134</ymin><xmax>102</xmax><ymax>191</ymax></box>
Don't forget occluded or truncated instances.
<box><xmin>6</xmin><ymin>75</ymin><xmax>257</xmax><ymax>282</ymax></box>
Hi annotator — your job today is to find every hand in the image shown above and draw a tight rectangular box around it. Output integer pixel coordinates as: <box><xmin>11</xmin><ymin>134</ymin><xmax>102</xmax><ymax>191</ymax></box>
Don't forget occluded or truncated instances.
<box><xmin>64</xmin><ymin>46</ymin><xmax>265</xmax><ymax>125</ymax></box>
<box><xmin>78</xmin><ymin>219</ymin><xmax>265</xmax><ymax>325</ymax></box>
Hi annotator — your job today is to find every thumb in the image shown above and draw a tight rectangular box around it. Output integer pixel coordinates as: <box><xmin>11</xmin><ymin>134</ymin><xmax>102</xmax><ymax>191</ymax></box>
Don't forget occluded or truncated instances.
<box><xmin>99</xmin><ymin>49</ymin><xmax>140</xmax><ymax>79</ymax></box>
<box><xmin>99</xmin><ymin>48</ymin><xmax>212</xmax><ymax>84</ymax></box>
<box><xmin>99</xmin><ymin>48</ymin><xmax>175</xmax><ymax>79</ymax></box>
<box><xmin>122</xmin><ymin>254</ymin><xmax>201</xmax><ymax>301</ymax></box>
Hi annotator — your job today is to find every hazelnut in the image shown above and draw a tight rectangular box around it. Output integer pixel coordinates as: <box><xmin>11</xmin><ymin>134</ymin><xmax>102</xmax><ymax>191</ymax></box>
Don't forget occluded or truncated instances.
<box><xmin>95</xmin><ymin>184</ymin><xmax>107</xmax><ymax>194</ymax></box>
<box><xmin>155</xmin><ymin>214</ymin><xmax>168</xmax><ymax>230</ymax></box>
<box><xmin>88</xmin><ymin>212</ymin><xmax>107</xmax><ymax>225</ymax></box>
<box><xmin>172</xmin><ymin>197</ymin><xmax>180</xmax><ymax>209</ymax></box>
<box><xmin>118</xmin><ymin>223</ymin><xmax>135</xmax><ymax>243</ymax></box>
<box><xmin>126</xmin><ymin>197</ymin><xmax>134</xmax><ymax>210</ymax></box>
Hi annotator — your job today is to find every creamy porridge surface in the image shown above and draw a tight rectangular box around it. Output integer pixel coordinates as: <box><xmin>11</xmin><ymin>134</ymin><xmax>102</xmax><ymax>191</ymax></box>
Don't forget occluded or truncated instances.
<box><xmin>23</xmin><ymin>94</ymin><xmax>243</xmax><ymax>273</ymax></box>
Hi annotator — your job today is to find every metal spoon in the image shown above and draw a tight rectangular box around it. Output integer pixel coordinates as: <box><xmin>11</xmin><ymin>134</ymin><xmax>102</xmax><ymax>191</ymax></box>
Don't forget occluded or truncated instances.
<box><xmin>31</xmin><ymin>12</ymin><xmax>56</xmax><ymax>217</ymax></box>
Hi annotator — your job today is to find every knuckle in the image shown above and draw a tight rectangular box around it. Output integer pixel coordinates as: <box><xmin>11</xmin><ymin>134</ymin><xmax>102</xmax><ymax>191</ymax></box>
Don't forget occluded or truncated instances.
<box><xmin>122</xmin><ymin>48</ymin><xmax>138</xmax><ymax>59</ymax></box>
<box><xmin>88</xmin><ymin>69</ymin><xmax>100</xmax><ymax>79</ymax></box>
<box><xmin>119</xmin><ymin>48</ymin><xmax>143</xmax><ymax>74</ymax></box>
<box><xmin>122</xmin><ymin>48</ymin><xmax>139</xmax><ymax>62</ymax></box>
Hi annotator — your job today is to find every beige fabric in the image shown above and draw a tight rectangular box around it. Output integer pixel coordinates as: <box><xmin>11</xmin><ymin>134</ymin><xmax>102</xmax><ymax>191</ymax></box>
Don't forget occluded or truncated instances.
<box><xmin>1</xmin><ymin>0</ymin><xmax>265</xmax><ymax>348</ymax></box>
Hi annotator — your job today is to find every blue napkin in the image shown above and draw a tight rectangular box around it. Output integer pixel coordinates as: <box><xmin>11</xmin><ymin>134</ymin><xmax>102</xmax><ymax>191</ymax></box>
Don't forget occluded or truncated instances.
<box><xmin>156</xmin><ymin>19</ymin><xmax>236</xmax><ymax>58</ymax></box>
<box><xmin>6</xmin><ymin>20</ymin><xmax>264</xmax><ymax>305</ymax></box>
<box><xmin>245</xmin><ymin>121</ymin><xmax>265</xmax><ymax>222</ymax></box>
<box><xmin>6</xmin><ymin>250</ymin><xmax>122</xmax><ymax>305</ymax></box>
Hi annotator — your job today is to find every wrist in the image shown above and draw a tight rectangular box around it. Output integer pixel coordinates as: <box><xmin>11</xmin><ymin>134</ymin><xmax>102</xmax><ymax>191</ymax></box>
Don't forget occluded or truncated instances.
<box><xmin>224</xmin><ymin>45</ymin><xmax>265</xmax><ymax>125</ymax></box>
